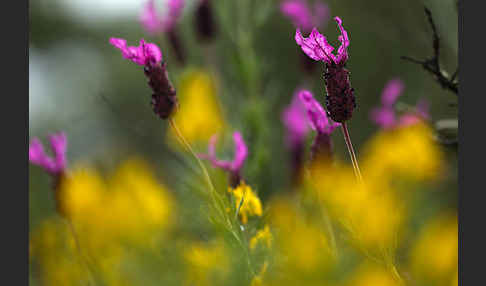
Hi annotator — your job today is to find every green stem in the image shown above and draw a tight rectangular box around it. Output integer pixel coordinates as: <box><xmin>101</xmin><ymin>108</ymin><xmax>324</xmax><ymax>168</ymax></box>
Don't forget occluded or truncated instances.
<box><xmin>341</xmin><ymin>122</ymin><xmax>363</xmax><ymax>183</ymax></box>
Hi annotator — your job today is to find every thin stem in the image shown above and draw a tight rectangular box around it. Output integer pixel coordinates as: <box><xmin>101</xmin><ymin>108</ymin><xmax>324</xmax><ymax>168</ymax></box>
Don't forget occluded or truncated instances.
<box><xmin>341</xmin><ymin>122</ymin><xmax>363</xmax><ymax>183</ymax></box>
<box><xmin>168</xmin><ymin>118</ymin><xmax>230</xmax><ymax>227</ymax></box>
<box><xmin>66</xmin><ymin>219</ymin><xmax>97</xmax><ymax>286</ymax></box>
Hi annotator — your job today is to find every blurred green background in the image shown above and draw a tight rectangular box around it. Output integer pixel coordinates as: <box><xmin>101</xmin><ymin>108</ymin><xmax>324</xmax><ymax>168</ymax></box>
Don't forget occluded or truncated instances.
<box><xmin>29</xmin><ymin>0</ymin><xmax>458</xmax><ymax>231</ymax></box>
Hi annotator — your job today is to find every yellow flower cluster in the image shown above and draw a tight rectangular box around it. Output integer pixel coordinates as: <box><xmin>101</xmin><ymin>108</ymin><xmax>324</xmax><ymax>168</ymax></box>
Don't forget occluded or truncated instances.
<box><xmin>168</xmin><ymin>69</ymin><xmax>226</xmax><ymax>146</ymax></box>
<box><xmin>250</xmin><ymin>225</ymin><xmax>272</xmax><ymax>250</ymax></box>
<box><xmin>268</xmin><ymin>199</ymin><xmax>334</xmax><ymax>275</ymax></box>
<box><xmin>408</xmin><ymin>213</ymin><xmax>457</xmax><ymax>285</ymax></box>
<box><xmin>59</xmin><ymin>157</ymin><xmax>174</xmax><ymax>245</ymax></box>
<box><xmin>30</xmin><ymin>158</ymin><xmax>175</xmax><ymax>285</ymax></box>
<box><xmin>184</xmin><ymin>240</ymin><xmax>229</xmax><ymax>286</ymax></box>
<box><xmin>229</xmin><ymin>182</ymin><xmax>263</xmax><ymax>224</ymax></box>
<box><xmin>361</xmin><ymin>123</ymin><xmax>443</xmax><ymax>182</ymax></box>
<box><xmin>310</xmin><ymin>163</ymin><xmax>406</xmax><ymax>254</ymax></box>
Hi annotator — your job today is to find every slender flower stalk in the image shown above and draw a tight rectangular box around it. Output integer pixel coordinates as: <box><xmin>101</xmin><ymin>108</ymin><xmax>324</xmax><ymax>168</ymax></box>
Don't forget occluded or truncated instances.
<box><xmin>110</xmin><ymin>38</ymin><xmax>229</xmax><ymax>227</ymax></box>
<box><xmin>341</xmin><ymin>123</ymin><xmax>362</xmax><ymax>182</ymax></box>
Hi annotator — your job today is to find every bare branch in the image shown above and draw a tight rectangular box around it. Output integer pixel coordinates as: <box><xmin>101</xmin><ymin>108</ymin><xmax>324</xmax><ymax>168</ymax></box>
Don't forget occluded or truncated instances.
<box><xmin>401</xmin><ymin>6</ymin><xmax>458</xmax><ymax>96</ymax></box>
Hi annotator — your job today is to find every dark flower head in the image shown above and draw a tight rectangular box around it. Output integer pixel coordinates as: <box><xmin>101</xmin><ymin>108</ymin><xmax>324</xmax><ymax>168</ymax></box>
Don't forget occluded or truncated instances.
<box><xmin>110</xmin><ymin>38</ymin><xmax>177</xmax><ymax>119</ymax></box>
<box><xmin>295</xmin><ymin>16</ymin><xmax>355</xmax><ymax>123</ymax></box>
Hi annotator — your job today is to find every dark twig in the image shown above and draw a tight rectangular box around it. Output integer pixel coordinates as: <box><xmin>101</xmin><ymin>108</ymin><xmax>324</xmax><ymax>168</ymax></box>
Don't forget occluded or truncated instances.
<box><xmin>401</xmin><ymin>7</ymin><xmax>458</xmax><ymax>95</ymax></box>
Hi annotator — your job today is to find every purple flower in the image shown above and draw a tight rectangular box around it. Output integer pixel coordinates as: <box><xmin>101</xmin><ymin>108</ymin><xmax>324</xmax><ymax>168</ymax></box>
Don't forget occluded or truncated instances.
<box><xmin>280</xmin><ymin>0</ymin><xmax>330</xmax><ymax>32</ymax></box>
<box><xmin>295</xmin><ymin>17</ymin><xmax>355</xmax><ymax>123</ymax></box>
<box><xmin>29</xmin><ymin>132</ymin><xmax>67</xmax><ymax>176</ymax></box>
<box><xmin>200</xmin><ymin>132</ymin><xmax>248</xmax><ymax>187</ymax></box>
<box><xmin>109</xmin><ymin>38</ymin><xmax>162</xmax><ymax>66</ymax></box>
<box><xmin>140</xmin><ymin>0</ymin><xmax>185</xmax><ymax>34</ymax></box>
<box><xmin>371</xmin><ymin>79</ymin><xmax>429</xmax><ymax>129</ymax></box>
<box><xmin>282</xmin><ymin>90</ymin><xmax>311</xmax><ymax>147</ymax></box>
<box><xmin>297</xmin><ymin>90</ymin><xmax>339</xmax><ymax>163</ymax></box>
<box><xmin>298</xmin><ymin>90</ymin><xmax>340</xmax><ymax>135</ymax></box>
<box><xmin>295</xmin><ymin>16</ymin><xmax>349</xmax><ymax>66</ymax></box>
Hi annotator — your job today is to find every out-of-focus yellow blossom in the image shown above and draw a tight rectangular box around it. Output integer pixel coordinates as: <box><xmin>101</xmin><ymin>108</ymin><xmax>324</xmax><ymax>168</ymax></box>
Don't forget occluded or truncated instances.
<box><xmin>361</xmin><ymin>123</ymin><xmax>443</xmax><ymax>182</ymax></box>
<box><xmin>250</xmin><ymin>262</ymin><xmax>268</xmax><ymax>286</ymax></box>
<box><xmin>184</xmin><ymin>240</ymin><xmax>229</xmax><ymax>286</ymax></box>
<box><xmin>268</xmin><ymin>199</ymin><xmax>333</xmax><ymax>273</ymax></box>
<box><xmin>59</xmin><ymin>157</ymin><xmax>175</xmax><ymax>246</ymax></box>
<box><xmin>29</xmin><ymin>219</ymin><xmax>90</xmax><ymax>286</ymax></box>
<box><xmin>229</xmin><ymin>182</ymin><xmax>262</xmax><ymax>224</ymax></box>
<box><xmin>168</xmin><ymin>69</ymin><xmax>226</xmax><ymax>146</ymax></box>
<box><xmin>250</xmin><ymin>225</ymin><xmax>273</xmax><ymax>250</ymax></box>
<box><xmin>309</xmin><ymin>162</ymin><xmax>406</xmax><ymax>254</ymax></box>
<box><xmin>409</xmin><ymin>213</ymin><xmax>457</xmax><ymax>284</ymax></box>
<box><xmin>30</xmin><ymin>218</ymin><xmax>130</xmax><ymax>286</ymax></box>
<box><xmin>344</xmin><ymin>263</ymin><xmax>401</xmax><ymax>286</ymax></box>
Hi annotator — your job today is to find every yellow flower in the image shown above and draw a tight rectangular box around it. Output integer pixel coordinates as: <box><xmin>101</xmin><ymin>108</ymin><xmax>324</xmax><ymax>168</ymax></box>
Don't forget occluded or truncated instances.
<box><xmin>30</xmin><ymin>218</ymin><xmax>128</xmax><ymax>286</ymax></box>
<box><xmin>184</xmin><ymin>241</ymin><xmax>229</xmax><ymax>286</ymax></box>
<box><xmin>250</xmin><ymin>225</ymin><xmax>273</xmax><ymax>250</ymax></box>
<box><xmin>168</xmin><ymin>69</ymin><xmax>226</xmax><ymax>146</ymax></box>
<box><xmin>29</xmin><ymin>219</ymin><xmax>90</xmax><ymax>286</ymax></box>
<box><xmin>268</xmin><ymin>199</ymin><xmax>333</xmax><ymax>273</ymax></box>
<box><xmin>409</xmin><ymin>213</ymin><xmax>457</xmax><ymax>283</ymax></box>
<box><xmin>229</xmin><ymin>182</ymin><xmax>263</xmax><ymax>224</ymax></box>
<box><xmin>59</xmin><ymin>157</ymin><xmax>175</xmax><ymax>245</ymax></box>
<box><xmin>250</xmin><ymin>262</ymin><xmax>268</xmax><ymax>286</ymax></box>
<box><xmin>309</xmin><ymin>162</ymin><xmax>406</xmax><ymax>253</ymax></box>
<box><xmin>361</xmin><ymin>123</ymin><xmax>443</xmax><ymax>182</ymax></box>
<box><xmin>344</xmin><ymin>263</ymin><xmax>401</xmax><ymax>286</ymax></box>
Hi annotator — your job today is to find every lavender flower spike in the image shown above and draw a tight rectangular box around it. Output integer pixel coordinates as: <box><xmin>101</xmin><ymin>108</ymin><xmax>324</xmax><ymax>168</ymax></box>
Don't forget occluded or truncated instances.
<box><xmin>29</xmin><ymin>132</ymin><xmax>67</xmax><ymax>176</ymax></box>
<box><xmin>110</xmin><ymin>37</ymin><xmax>178</xmax><ymax>119</ymax></box>
<box><xmin>199</xmin><ymin>132</ymin><xmax>248</xmax><ymax>187</ymax></box>
<box><xmin>295</xmin><ymin>17</ymin><xmax>355</xmax><ymax>123</ymax></box>
<box><xmin>298</xmin><ymin>90</ymin><xmax>340</xmax><ymax>162</ymax></box>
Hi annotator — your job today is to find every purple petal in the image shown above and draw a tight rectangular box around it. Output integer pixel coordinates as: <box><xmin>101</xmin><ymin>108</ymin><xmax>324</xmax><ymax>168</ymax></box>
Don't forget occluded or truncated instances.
<box><xmin>140</xmin><ymin>0</ymin><xmax>163</xmax><ymax>35</ymax></box>
<box><xmin>48</xmin><ymin>132</ymin><xmax>67</xmax><ymax>172</ymax></box>
<box><xmin>381</xmin><ymin>78</ymin><xmax>405</xmax><ymax>106</ymax></box>
<box><xmin>295</xmin><ymin>28</ymin><xmax>335</xmax><ymax>63</ymax></box>
<box><xmin>231</xmin><ymin>132</ymin><xmax>248</xmax><ymax>172</ymax></box>
<box><xmin>162</xmin><ymin>0</ymin><xmax>185</xmax><ymax>31</ymax></box>
<box><xmin>282</xmin><ymin>91</ymin><xmax>310</xmax><ymax>146</ymax></box>
<box><xmin>370</xmin><ymin>106</ymin><xmax>396</xmax><ymax>129</ymax></box>
<box><xmin>110</xmin><ymin>37</ymin><xmax>162</xmax><ymax>66</ymax></box>
<box><xmin>29</xmin><ymin>138</ymin><xmax>56</xmax><ymax>173</ymax></box>
<box><xmin>334</xmin><ymin>16</ymin><xmax>350</xmax><ymax>64</ymax></box>
<box><xmin>280</xmin><ymin>0</ymin><xmax>313</xmax><ymax>31</ymax></box>
<box><xmin>199</xmin><ymin>134</ymin><xmax>232</xmax><ymax>171</ymax></box>
<box><xmin>298</xmin><ymin>90</ymin><xmax>339</xmax><ymax>134</ymax></box>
